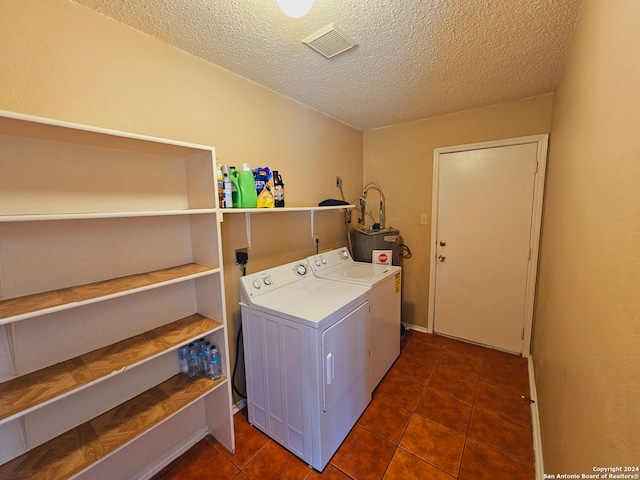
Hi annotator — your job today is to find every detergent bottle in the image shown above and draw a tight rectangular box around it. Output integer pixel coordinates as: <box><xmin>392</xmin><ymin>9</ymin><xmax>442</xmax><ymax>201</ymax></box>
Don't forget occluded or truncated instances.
<box><xmin>230</xmin><ymin>163</ymin><xmax>258</xmax><ymax>208</ymax></box>
<box><xmin>273</xmin><ymin>170</ymin><xmax>285</xmax><ymax>207</ymax></box>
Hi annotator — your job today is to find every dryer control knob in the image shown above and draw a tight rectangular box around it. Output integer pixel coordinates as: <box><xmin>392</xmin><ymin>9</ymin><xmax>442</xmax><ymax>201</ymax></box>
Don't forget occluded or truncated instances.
<box><xmin>315</xmin><ymin>258</ymin><xmax>321</xmax><ymax>266</ymax></box>
<box><xmin>296</xmin><ymin>263</ymin><xmax>308</xmax><ymax>276</ymax></box>
<box><xmin>340</xmin><ymin>250</ymin><xmax>349</xmax><ymax>259</ymax></box>
<box><xmin>263</xmin><ymin>276</ymin><xmax>272</xmax><ymax>286</ymax></box>
<box><xmin>252</xmin><ymin>279</ymin><xmax>261</xmax><ymax>289</ymax></box>
<box><xmin>321</xmin><ymin>257</ymin><xmax>327</xmax><ymax>264</ymax></box>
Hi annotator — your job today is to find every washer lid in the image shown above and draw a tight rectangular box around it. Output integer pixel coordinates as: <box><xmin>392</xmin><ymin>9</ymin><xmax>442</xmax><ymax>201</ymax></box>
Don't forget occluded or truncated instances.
<box><xmin>308</xmin><ymin>247</ymin><xmax>400</xmax><ymax>286</ymax></box>
<box><xmin>246</xmin><ymin>276</ymin><xmax>369</xmax><ymax>326</ymax></box>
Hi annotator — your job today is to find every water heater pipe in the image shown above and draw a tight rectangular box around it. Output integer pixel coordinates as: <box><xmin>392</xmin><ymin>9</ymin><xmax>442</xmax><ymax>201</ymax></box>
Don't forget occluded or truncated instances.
<box><xmin>363</xmin><ymin>181</ymin><xmax>385</xmax><ymax>230</ymax></box>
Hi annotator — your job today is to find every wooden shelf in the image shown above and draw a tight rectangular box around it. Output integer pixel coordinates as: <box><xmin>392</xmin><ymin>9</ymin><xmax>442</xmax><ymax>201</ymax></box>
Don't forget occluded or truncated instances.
<box><xmin>0</xmin><ymin>313</ymin><xmax>222</xmax><ymax>424</ymax></box>
<box><xmin>0</xmin><ymin>263</ymin><xmax>218</xmax><ymax>324</ymax></box>
<box><xmin>0</xmin><ymin>373</ymin><xmax>225</xmax><ymax>480</ymax></box>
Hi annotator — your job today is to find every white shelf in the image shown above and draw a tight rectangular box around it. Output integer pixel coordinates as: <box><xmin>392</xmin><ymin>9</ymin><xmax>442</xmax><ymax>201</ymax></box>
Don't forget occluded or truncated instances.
<box><xmin>0</xmin><ymin>208</ymin><xmax>218</xmax><ymax>223</ymax></box>
<box><xmin>222</xmin><ymin>204</ymin><xmax>354</xmax><ymax>248</ymax></box>
<box><xmin>222</xmin><ymin>205</ymin><xmax>353</xmax><ymax>214</ymax></box>
<box><xmin>0</xmin><ymin>109</ymin><xmax>218</xmax><ymax>154</ymax></box>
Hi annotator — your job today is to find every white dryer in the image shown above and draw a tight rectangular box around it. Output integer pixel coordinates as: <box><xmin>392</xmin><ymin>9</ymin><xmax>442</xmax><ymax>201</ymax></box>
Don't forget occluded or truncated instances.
<box><xmin>307</xmin><ymin>247</ymin><xmax>401</xmax><ymax>391</ymax></box>
<box><xmin>239</xmin><ymin>259</ymin><xmax>371</xmax><ymax>471</ymax></box>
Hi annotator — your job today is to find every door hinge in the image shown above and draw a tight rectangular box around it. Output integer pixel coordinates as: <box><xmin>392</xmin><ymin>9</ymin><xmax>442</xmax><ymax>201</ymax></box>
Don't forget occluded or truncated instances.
<box><xmin>521</xmin><ymin>327</ymin><xmax>525</xmax><ymax>340</ymax></box>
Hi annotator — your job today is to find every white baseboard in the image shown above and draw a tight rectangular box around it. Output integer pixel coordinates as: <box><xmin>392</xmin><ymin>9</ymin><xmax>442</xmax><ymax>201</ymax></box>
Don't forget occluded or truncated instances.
<box><xmin>402</xmin><ymin>322</ymin><xmax>428</xmax><ymax>334</ymax></box>
<box><xmin>233</xmin><ymin>398</ymin><xmax>247</xmax><ymax>414</ymax></box>
<box><xmin>528</xmin><ymin>356</ymin><xmax>544</xmax><ymax>480</ymax></box>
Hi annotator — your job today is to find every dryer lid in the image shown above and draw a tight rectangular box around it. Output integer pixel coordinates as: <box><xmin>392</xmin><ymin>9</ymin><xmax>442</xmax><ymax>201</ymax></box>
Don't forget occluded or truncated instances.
<box><xmin>244</xmin><ymin>276</ymin><xmax>369</xmax><ymax>327</ymax></box>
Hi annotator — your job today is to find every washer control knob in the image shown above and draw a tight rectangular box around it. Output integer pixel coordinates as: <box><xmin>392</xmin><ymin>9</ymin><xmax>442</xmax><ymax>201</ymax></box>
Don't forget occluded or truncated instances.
<box><xmin>321</xmin><ymin>257</ymin><xmax>327</xmax><ymax>264</ymax></box>
<box><xmin>263</xmin><ymin>276</ymin><xmax>272</xmax><ymax>286</ymax></box>
<box><xmin>315</xmin><ymin>258</ymin><xmax>321</xmax><ymax>266</ymax></box>
<box><xmin>252</xmin><ymin>279</ymin><xmax>261</xmax><ymax>289</ymax></box>
<box><xmin>340</xmin><ymin>250</ymin><xmax>349</xmax><ymax>259</ymax></box>
<box><xmin>296</xmin><ymin>263</ymin><xmax>308</xmax><ymax>276</ymax></box>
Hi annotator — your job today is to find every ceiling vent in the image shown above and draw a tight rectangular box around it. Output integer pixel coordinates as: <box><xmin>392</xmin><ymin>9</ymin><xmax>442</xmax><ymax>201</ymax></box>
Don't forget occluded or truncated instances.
<box><xmin>303</xmin><ymin>23</ymin><xmax>357</xmax><ymax>59</ymax></box>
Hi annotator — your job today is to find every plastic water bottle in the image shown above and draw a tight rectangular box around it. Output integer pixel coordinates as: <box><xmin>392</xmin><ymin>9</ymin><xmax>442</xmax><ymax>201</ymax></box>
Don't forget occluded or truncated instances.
<box><xmin>187</xmin><ymin>342</ymin><xmax>199</xmax><ymax>377</ymax></box>
<box><xmin>209</xmin><ymin>345</ymin><xmax>222</xmax><ymax>380</ymax></box>
<box><xmin>194</xmin><ymin>338</ymin><xmax>205</xmax><ymax>372</ymax></box>
<box><xmin>201</xmin><ymin>342</ymin><xmax>211</xmax><ymax>372</ymax></box>
<box><xmin>178</xmin><ymin>346</ymin><xmax>188</xmax><ymax>375</ymax></box>
<box><xmin>188</xmin><ymin>342</ymin><xmax>197</xmax><ymax>361</ymax></box>
<box><xmin>188</xmin><ymin>357</ymin><xmax>199</xmax><ymax>378</ymax></box>
<box><xmin>197</xmin><ymin>351</ymin><xmax>205</xmax><ymax>375</ymax></box>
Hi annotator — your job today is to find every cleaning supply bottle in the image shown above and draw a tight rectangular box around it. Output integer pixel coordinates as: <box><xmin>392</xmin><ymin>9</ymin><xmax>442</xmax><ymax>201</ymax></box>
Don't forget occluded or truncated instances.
<box><xmin>230</xmin><ymin>166</ymin><xmax>238</xmax><ymax>207</ymax></box>
<box><xmin>230</xmin><ymin>163</ymin><xmax>258</xmax><ymax>208</ymax></box>
<box><xmin>221</xmin><ymin>165</ymin><xmax>233</xmax><ymax>208</ymax></box>
<box><xmin>216</xmin><ymin>165</ymin><xmax>224</xmax><ymax>208</ymax></box>
<box><xmin>274</xmin><ymin>170</ymin><xmax>285</xmax><ymax>208</ymax></box>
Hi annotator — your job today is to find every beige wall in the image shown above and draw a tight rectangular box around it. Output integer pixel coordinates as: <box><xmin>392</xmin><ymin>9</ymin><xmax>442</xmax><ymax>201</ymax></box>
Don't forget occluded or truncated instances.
<box><xmin>533</xmin><ymin>0</ymin><xmax>640</xmax><ymax>471</ymax></box>
<box><xmin>363</xmin><ymin>95</ymin><xmax>553</xmax><ymax>328</ymax></box>
<box><xmin>0</xmin><ymin>0</ymin><xmax>362</xmax><ymax>403</ymax></box>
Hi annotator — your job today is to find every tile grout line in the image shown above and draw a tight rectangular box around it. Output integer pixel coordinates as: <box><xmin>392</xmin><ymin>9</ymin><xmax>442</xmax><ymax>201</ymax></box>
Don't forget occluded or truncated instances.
<box><xmin>458</xmin><ymin>431</ymin><xmax>471</xmax><ymax>479</ymax></box>
<box><xmin>467</xmin><ymin>403</ymin><xmax>536</xmax><ymax>462</ymax></box>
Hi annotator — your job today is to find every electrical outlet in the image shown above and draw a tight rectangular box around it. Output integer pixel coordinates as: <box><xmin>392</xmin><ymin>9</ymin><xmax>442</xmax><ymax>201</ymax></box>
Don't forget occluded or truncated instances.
<box><xmin>235</xmin><ymin>247</ymin><xmax>248</xmax><ymax>265</ymax></box>
<box><xmin>336</xmin><ymin>176</ymin><xmax>342</xmax><ymax>189</ymax></box>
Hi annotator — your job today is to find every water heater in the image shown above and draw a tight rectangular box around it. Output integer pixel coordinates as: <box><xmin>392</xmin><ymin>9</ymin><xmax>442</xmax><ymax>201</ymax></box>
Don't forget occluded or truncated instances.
<box><xmin>351</xmin><ymin>228</ymin><xmax>401</xmax><ymax>266</ymax></box>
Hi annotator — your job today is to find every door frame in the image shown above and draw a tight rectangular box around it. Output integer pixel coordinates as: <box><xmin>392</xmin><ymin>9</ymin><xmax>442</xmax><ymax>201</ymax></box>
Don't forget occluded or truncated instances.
<box><xmin>427</xmin><ymin>134</ymin><xmax>548</xmax><ymax>356</ymax></box>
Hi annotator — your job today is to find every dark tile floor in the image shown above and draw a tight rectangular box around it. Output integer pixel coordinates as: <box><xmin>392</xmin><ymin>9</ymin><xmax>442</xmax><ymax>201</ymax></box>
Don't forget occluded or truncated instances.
<box><xmin>153</xmin><ymin>330</ymin><xmax>535</xmax><ymax>480</ymax></box>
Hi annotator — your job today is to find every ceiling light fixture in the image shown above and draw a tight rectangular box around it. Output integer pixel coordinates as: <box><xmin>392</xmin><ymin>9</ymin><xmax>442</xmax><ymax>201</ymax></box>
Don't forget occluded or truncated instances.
<box><xmin>277</xmin><ymin>0</ymin><xmax>314</xmax><ymax>18</ymax></box>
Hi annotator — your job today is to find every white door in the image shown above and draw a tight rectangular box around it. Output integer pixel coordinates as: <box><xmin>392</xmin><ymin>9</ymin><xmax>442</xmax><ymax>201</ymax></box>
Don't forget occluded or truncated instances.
<box><xmin>428</xmin><ymin>136</ymin><xmax>547</xmax><ymax>354</ymax></box>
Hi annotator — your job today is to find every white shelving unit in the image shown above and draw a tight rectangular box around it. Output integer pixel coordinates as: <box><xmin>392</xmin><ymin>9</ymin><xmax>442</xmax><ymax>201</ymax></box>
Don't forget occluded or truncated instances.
<box><xmin>0</xmin><ymin>111</ymin><xmax>235</xmax><ymax>479</ymax></box>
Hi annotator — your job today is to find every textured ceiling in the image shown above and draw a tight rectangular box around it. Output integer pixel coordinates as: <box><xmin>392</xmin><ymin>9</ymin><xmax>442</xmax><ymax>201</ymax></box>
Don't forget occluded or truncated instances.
<box><xmin>71</xmin><ymin>0</ymin><xmax>583</xmax><ymax>130</ymax></box>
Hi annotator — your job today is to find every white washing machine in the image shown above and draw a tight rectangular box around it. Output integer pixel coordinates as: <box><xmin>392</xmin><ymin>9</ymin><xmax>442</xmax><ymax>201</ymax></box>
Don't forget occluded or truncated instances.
<box><xmin>307</xmin><ymin>247</ymin><xmax>401</xmax><ymax>391</ymax></box>
<box><xmin>239</xmin><ymin>259</ymin><xmax>371</xmax><ymax>471</ymax></box>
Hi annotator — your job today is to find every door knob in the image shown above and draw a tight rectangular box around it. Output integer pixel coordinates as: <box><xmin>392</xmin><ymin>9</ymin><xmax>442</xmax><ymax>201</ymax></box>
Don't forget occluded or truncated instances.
<box><xmin>438</xmin><ymin>255</ymin><xmax>446</xmax><ymax>263</ymax></box>
<box><xmin>439</xmin><ymin>241</ymin><xmax>446</xmax><ymax>247</ymax></box>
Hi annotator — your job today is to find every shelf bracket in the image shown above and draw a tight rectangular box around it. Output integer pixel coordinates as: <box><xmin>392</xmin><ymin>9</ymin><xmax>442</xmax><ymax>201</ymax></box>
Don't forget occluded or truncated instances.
<box><xmin>245</xmin><ymin>212</ymin><xmax>253</xmax><ymax>250</ymax></box>
<box><xmin>310</xmin><ymin>210</ymin><xmax>315</xmax><ymax>244</ymax></box>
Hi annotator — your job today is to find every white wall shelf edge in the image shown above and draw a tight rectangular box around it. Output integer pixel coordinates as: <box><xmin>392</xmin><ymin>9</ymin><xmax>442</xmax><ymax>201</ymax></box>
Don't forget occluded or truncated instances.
<box><xmin>0</xmin><ymin>209</ymin><xmax>219</xmax><ymax>223</ymax></box>
<box><xmin>221</xmin><ymin>205</ymin><xmax>354</xmax><ymax>249</ymax></box>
